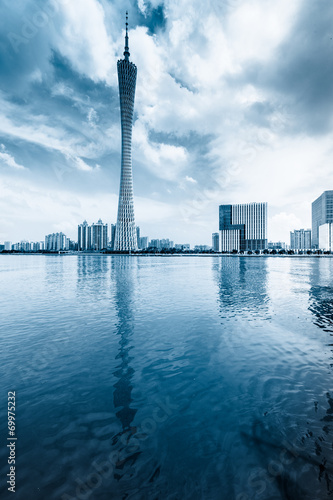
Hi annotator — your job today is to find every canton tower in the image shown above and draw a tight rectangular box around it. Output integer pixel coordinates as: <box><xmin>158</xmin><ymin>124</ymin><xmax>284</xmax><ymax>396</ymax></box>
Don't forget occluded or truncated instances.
<box><xmin>114</xmin><ymin>12</ymin><xmax>138</xmax><ymax>251</ymax></box>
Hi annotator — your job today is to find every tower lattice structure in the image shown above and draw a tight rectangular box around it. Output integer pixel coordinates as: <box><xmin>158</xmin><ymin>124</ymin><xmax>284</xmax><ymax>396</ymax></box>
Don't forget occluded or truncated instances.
<box><xmin>114</xmin><ymin>12</ymin><xmax>138</xmax><ymax>251</ymax></box>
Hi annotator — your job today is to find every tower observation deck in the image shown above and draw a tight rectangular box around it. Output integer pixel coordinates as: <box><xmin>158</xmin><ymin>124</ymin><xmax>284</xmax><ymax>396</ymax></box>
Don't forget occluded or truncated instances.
<box><xmin>114</xmin><ymin>12</ymin><xmax>138</xmax><ymax>251</ymax></box>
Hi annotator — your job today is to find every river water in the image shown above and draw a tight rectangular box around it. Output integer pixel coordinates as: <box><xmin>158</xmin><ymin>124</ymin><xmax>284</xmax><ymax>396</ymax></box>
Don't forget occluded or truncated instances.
<box><xmin>0</xmin><ymin>255</ymin><xmax>332</xmax><ymax>499</ymax></box>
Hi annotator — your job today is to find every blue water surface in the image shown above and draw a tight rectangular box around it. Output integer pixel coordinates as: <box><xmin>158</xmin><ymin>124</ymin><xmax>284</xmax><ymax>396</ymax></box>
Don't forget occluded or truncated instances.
<box><xmin>0</xmin><ymin>255</ymin><xmax>332</xmax><ymax>499</ymax></box>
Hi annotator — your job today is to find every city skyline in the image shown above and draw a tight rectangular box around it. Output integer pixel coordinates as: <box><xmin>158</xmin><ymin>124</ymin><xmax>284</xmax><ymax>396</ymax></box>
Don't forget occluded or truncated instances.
<box><xmin>1</xmin><ymin>188</ymin><xmax>332</xmax><ymax>252</ymax></box>
<box><xmin>1</xmin><ymin>1</ymin><xmax>333</xmax><ymax>246</ymax></box>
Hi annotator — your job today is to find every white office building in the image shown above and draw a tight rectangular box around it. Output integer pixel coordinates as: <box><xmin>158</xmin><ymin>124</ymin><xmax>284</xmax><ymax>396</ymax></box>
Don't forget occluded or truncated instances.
<box><xmin>319</xmin><ymin>223</ymin><xmax>333</xmax><ymax>251</ymax></box>
<box><xmin>290</xmin><ymin>229</ymin><xmax>311</xmax><ymax>251</ymax></box>
<box><xmin>219</xmin><ymin>203</ymin><xmax>267</xmax><ymax>252</ymax></box>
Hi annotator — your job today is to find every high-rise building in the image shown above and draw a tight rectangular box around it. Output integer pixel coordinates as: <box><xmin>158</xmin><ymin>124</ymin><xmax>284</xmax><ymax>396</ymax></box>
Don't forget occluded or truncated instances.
<box><xmin>32</xmin><ymin>241</ymin><xmax>44</xmax><ymax>252</ymax></box>
<box><xmin>212</xmin><ymin>233</ymin><xmax>220</xmax><ymax>252</ymax></box>
<box><xmin>114</xmin><ymin>13</ymin><xmax>138</xmax><ymax>251</ymax></box>
<box><xmin>312</xmin><ymin>191</ymin><xmax>333</xmax><ymax>249</ymax></box>
<box><xmin>160</xmin><ymin>239</ymin><xmax>173</xmax><ymax>249</ymax></box>
<box><xmin>175</xmin><ymin>244</ymin><xmax>190</xmax><ymax>251</ymax></box>
<box><xmin>91</xmin><ymin>219</ymin><xmax>108</xmax><ymax>251</ymax></box>
<box><xmin>45</xmin><ymin>233</ymin><xmax>66</xmax><ymax>251</ymax></box>
<box><xmin>150</xmin><ymin>239</ymin><xmax>160</xmax><ymax>249</ymax></box>
<box><xmin>78</xmin><ymin>220</ymin><xmax>90</xmax><ymax>251</ymax></box>
<box><xmin>138</xmin><ymin>236</ymin><xmax>149</xmax><ymax>250</ymax></box>
<box><xmin>4</xmin><ymin>241</ymin><xmax>11</xmax><ymax>251</ymax></box>
<box><xmin>268</xmin><ymin>241</ymin><xmax>286</xmax><ymax>250</ymax></box>
<box><xmin>78</xmin><ymin>220</ymin><xmax>108</xmax><ymax>251</ymax></box>
<box><xmin>319</xmin><ymin>223</ymin><xmax>333</xmax><ymax>251</ymax></box>
<box><xmin>110</xmin><ymin>224</ymin><xmax>116</xmax><ymax>250</ymax></box>
<box><xmin>219</xmin><ymin>203</ymin><xmax>267</xmax><ymax>252</ymax></box>
<box><xmin>290</xmin><ymin>229</ymin><xmax>311</xmax><ymax>250</ymax></box>
<box><xmin>194</xmin><ymin>245</ymin><xmax>211</xmax><ymax>252</ymax></box>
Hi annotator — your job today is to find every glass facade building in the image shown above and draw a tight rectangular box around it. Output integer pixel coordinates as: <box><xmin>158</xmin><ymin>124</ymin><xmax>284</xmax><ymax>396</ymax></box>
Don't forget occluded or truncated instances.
<box><xmin>312</xmin><ymin>191</ymin><xmax>333</xmax><ymax>249</ymax></box>
<box><xmin>219</xmin><ymin>203</ymin><xmax>267</xmax><ymax>252</ymax></box>
<box><xmin>110</xmin><ymin>224</ymin><xmax>116</xmax><ymax>250</ymax></box>
<box><xmin>212</xmin><ymin>233</ymin><xmax>220</xmax><ymax>252</ymax></box>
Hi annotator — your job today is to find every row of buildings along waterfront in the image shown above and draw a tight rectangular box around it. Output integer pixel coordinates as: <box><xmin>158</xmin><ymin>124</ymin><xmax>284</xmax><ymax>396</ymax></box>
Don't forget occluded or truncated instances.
<box><xmin>45</xmin><ymin>232</ymin><xmax>76</xmax><ymax>251</ymax></box>
<box><xmin>2</xmin><ymin>219</ymin><xmax>186</xmax><ymax>253</ymax></box>
<box><xmin>78</xmin><ymin>220</ymin><xmax>151</xmax><ymax>251</ymax></box>
<box><xmin>287</xmin><ymin>191</ymin><xmax>333</xmax><ymax>252</ymax></box>
<box><xmin>212</xmin><ymin>191</ymin><xmax>333</xmax><ymax>253</ymax></box>
<box><xmin>3</xmin><ymin>192</ymin><xmax>333</xmax><ymax>254</ymax></box>
<box><xmin>78</xmin><ymin>220</ymin><xmax>179</xmax><ymax>252</ymax></box>
<box><xmin>2</xmin><ymin>236</ymin><xmax>75</xmax><ymax>252</ymax></box>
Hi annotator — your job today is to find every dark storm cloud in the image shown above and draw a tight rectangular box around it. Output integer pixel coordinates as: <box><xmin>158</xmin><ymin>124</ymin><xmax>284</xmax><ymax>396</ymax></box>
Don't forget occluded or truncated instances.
<box><xmin>145</xmin><ymin>5</ymin><xmax>166</xmax><ymax>35</ymax></box>
<box><xmin>236</xmin><ymin>0</ymin><xmax>333</xmax><ymax>135</ymax></box>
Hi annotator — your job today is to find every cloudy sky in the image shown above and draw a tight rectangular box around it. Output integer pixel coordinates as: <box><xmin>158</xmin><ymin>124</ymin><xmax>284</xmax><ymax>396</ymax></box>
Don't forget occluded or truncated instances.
<box><xmin>0</xmin><ymin>0</ymin><xmax>333</xmax><ymax>246</ymax></box>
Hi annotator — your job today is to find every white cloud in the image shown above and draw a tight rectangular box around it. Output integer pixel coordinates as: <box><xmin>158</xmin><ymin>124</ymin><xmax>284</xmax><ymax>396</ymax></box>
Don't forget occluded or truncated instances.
<box><xmin>0</xmin><ymin>99</ymin><xmax>76</xmax><ymax>155</ymax></box>
<box><xmin>227</xmin><ymin>0</ymin><xmax>302</xmax><ymax>64</ymax></box>
<box><xmin>0</xmin><ymin>93</ymin><xmax>118</xmax><ymax>172</ymax></box>
<box><xmin>185</xmin><ymin>176</ymin><xmax>197</xmax><ymax>184</ymax></box>
<box><xmin>53</xmin><ymin>0</ymin><xmax>116</xmax><ymax>84</ymax></box>
<box><xmin>133</xmin><ymin>121</ymin><xmax>188</xmax><ymax>181</ymax></box>
<box><xmin>138</xmin><ymin>0</ymin><xmax>147</xmax><ymax>15</ymax></box>
<box><xmin>269</xmin><ymin>212</ymin><xmax>302</xmax><ymax>243</ymax></box>
<box><xmin>0</xmin><ymin>176</ymin><xmax>177</xmax><ymax>242</ymax></box>
<box><xmin>87</xmin><ymin>108</ymin><xmax>99</xmax><ymax>127</ymax></box>
<box><xmin>73</xmin><ymin>157</ymin><xmax>94</xmax><ymax>172</ymax></box>
<box><xmin>0</xmin><ymin>145</ymin><xmax>26</xmax><ymax>170</ymax></box>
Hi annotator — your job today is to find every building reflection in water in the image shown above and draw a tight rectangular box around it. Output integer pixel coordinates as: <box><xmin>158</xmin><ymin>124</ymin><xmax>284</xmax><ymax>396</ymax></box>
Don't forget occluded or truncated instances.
<box><xmin>305</xmin><ymin>259</ymin><xmax>333</xmax><ymax>495</ymax></box>
<box><xmin>109</xmin><ymin>256</ymin><xmax>141</xmax><ymax>485</ymax></box>
<box><xmin>308</xmin><ymin>259</ymin><xmax>333</xmax><ymax>425</ymax></box>
<box><xmin>76</xmin><ymin>254</ymin><xmax>109</xmax><ymax>295</ymax></box>
<box><xmin>111</xmin><ymin>256</ymin><xmax>137</xmax><ymax>434</ymax></box>
<box><xmin>76</xmin><ymin>255</ymin><xmax>137</xmax><ymax>428</ymax></box>
<box><xmin>75</xmin><ymin>255</ymin><xmax>140</xmax><ymax>487</ymax></box>
<box><xmin>308</xmin><ymin>259</ymin><xmax>333</xmax><ymax>332</ymax></box>
<box><xmin>213</xmin><ymin>257</ymin><xmax>269</xmax><ymax>320</ymax></box>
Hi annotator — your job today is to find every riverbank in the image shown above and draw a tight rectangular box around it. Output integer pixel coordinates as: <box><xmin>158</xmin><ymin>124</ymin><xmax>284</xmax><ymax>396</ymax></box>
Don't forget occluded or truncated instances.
<box><xmin>1</xmin><ymin>252</ymin><xmax>333</xmax><ymax>257</ymax></box>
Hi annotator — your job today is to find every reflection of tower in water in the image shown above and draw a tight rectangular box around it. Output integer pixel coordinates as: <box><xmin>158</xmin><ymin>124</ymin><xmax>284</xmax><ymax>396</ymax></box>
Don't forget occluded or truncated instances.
<box><xmin>111</xmin><ymin>257</ymin><xmax>137</xmax><ymax>437</ymax></box>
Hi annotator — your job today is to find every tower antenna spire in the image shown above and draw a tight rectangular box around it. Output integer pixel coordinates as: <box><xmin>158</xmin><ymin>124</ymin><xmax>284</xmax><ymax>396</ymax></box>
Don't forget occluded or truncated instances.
<box><xmin>124</xmin><ymin>11</ymin><xmax>130</xmax><ymax>60</ymax></box>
